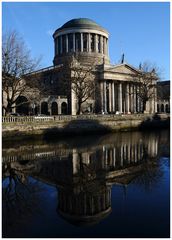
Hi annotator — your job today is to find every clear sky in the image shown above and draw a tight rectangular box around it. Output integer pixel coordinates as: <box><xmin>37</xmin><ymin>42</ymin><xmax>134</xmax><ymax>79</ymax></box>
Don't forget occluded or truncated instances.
<box><xmin>2</xmin><ymin>2</ymin><xmax>170</xmax><ymax>80</ymax></box>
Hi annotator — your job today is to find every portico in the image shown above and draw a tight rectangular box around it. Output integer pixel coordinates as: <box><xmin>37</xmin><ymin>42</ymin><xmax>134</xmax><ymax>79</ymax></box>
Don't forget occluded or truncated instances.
<box><xmin>100</xmin><ymin>80</ymin><xmax>142</xmax><ymax>114</ymax></box>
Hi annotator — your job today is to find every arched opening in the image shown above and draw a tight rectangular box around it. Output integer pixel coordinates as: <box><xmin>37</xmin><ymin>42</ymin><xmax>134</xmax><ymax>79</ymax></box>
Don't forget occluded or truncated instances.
<box><xmin>51</xmin><ymin>102</ymin><xmax>58</xmax><ymax>115</ymax></box>
<box><xmin>61</xmin><ymin>102</ymin><xmax>67</xmax><ymax>115</ymax></box>
<box><xmin>157</xmin><ymin>104</ymin><xmax>160</xmax><ymax>113</ymax></box>
<box><xmin>16</xmin><ymin>96</ymin><xmax>29</xmax><ymax>115</ymax></box>
<box><xmin>41</xmin><ymin>102</ymin><xmax>48</xmax><ymax>115</ymax></box>
<box><xmin>161</xmin><ymin>104</ymin><xmax>164</xmax><ymax>113</ymax></box>
<box><xmin>165</xmin><ymin>104</ymin><xmax>169</xmax><ymax>113</ymax></box>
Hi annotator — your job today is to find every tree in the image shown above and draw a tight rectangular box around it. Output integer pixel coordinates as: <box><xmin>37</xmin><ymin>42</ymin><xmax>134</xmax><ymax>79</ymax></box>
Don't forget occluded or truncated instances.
<box><xmin>2</xmin><ymin>31</ymin><xmax>41</xmax><ymax>115</ymax></box>
<box><xmin>135</xmin><ymin>62</ymin><xmax>159</xmax><ymax>113</ymax></box>
<box><xmin>61</xmin><ymin>55</ymin><xmax>96</xmax><ymax>115</ymax></box>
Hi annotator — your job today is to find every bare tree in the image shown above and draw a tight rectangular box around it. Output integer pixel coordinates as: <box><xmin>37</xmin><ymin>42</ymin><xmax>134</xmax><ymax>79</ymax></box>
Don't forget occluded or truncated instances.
<box><xmin>61</xmin><ymin>55</ymin><xmax>96</xmax><ymax>115</ymax></box>
<box><xmin>2</xmin><ymin>31</ymin><xmax>41</xmax><ymax>115</ymax></box>
<box><xmin>135</xmin><ymin>62</ymin><xmax>159</xmax><ymax>113</ymax></box>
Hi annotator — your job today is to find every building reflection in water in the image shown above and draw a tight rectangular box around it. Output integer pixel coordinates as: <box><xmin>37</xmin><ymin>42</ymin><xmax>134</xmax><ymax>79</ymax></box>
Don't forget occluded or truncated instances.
<box><xmin>2</xmin><ymin>130</ymin><xmax>169</xmax><ymax>227</ymax></box>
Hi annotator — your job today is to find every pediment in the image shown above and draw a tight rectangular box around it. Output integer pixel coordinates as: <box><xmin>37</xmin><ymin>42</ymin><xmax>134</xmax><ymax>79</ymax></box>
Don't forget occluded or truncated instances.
<box><xmin>106</xmin><ymin>64</ymin><xmax>140</xmax><ymax>75</ymax></box>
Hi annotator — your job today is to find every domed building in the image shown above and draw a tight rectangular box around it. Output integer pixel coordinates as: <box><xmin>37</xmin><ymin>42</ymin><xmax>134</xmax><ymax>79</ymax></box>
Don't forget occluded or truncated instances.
<box><xmin>53</xmin><ymin>18</ymin><xmax>110</xmax><ymax>66</ymax></box>
<box><xmin>9</xmin><ymin>18</ymin><xmax>158</xmax><ymax>116</ymax></box>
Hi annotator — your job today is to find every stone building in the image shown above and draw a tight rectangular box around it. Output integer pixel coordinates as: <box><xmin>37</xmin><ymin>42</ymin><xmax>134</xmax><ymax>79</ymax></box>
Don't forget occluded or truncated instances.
<box><xmin>157</xmin><ymin>80</ymin><xmax>170</xmax><ymax>113</ymax></box>
<box><xmin>8</xmin><ymin>18</ymin><xmax>158</xmax><ymax>116</ymax></box>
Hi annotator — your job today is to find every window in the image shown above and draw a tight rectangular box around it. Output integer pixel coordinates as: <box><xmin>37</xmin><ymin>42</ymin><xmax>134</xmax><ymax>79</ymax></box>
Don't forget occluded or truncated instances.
<box><xmin>62</xmin><ymin>35</ymin><xmax>66</xmax><ymax>53</ymax></box>
<box><xmin>83</xmin><ymin>33</ymin><xmax>87</xmax><ymax>52</ymax></box>
<box><xmin>68</xmin><ymin>34</ymin><xmax>73</xmax><ymax>52</ymax></box>
<box><xmin>98</xmin><ymin>35</ymin><xmax>101</xmax><ymax>53</ymax></box>
<box><xmin>91</xmin><ymin>34</ymin><xmax>95</xmax><ymax>52</ymax></box>
<box><xmin>75</xmin><ymin>33</ymin><xmax>81</xmax><ymax>52</ymax></box>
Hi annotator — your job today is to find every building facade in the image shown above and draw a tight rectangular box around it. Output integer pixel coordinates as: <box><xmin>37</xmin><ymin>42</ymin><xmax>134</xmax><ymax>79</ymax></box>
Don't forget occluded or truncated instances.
<box><xmin>157</xmin><ymin>80</ymin><xmax>170</xmax><ymax>113</ymax></box>
<box><xmin>7</xmin><ymin>18</ymin><xmax>159</xmax><ymax>116</ymax></box>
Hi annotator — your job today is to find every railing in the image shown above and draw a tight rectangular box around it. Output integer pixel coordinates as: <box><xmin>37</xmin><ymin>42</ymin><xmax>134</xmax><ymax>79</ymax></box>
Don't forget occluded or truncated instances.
<box><xmin>2</xmin><ymin>113</ymin><xmax>169</xmax><ymax>123</ymax></box>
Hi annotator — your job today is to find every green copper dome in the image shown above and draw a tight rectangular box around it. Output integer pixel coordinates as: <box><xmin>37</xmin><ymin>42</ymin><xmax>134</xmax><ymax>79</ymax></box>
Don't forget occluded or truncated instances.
<box><xmin>62</xmin><ymin>18</ymin><xmax>101</xmax><ymax>29</ymax></box>
<box><xmin>54</xmin><ymin>18</ymin><xmax>108</xmax><ymax>35</ymax></box>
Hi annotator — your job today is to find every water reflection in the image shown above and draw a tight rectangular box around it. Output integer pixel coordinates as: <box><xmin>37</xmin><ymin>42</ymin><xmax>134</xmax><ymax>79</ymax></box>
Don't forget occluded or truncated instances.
<box><xmin>2</xmin><ymin>130</ymin><xmax>169</xmax><ymax>236</ymax></box>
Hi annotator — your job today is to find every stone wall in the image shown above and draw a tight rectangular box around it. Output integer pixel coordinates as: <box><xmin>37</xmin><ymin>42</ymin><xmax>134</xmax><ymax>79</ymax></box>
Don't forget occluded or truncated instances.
<box><xmin>2</xmin><ymin>114</ymin><xmax>170</xmax><ymax>141</ymax></box>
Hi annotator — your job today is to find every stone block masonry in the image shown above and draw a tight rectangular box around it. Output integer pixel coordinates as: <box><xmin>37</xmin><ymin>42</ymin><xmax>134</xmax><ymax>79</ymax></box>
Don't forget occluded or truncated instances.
<box><xmin>2</xmin><ymin>114</ymin><xmax>170</xmax><ymax>141</ymax></box>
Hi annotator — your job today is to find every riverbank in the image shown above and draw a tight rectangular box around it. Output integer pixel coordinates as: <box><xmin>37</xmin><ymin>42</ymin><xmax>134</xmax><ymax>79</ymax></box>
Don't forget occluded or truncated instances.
<box><xmin>2</xmin><ymin>113</ymin><xmax>170</xmax><ymax>141</ymax></box>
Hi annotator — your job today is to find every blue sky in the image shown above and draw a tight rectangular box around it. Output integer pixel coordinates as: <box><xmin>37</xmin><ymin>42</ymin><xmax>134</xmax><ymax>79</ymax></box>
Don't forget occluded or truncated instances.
<box><xmin>2</xmin><ymin>2</ymin><xmax>170</xmax><ymax>80</ymax></box>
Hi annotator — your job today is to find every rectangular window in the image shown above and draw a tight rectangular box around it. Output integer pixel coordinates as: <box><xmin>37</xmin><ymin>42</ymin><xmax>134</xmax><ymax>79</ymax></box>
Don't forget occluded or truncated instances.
<box><xmin>98</xmin><ymin>35</ymin><xmax>101</xmax><ymax>53</ymax></box>
<box><xmin>91</xmin><ymin>34</ymin><xmax>95</xmax><ymax>52</ymax></box>
<box><xmin>83</xmin><ymin>33</ymin><xmax>87</xmax><ymax>52</ymax></box>
<box><xmin>62</xmin><ymin>35</ymin><xmax>66</xmax><ymax>53</ymax></box>
<box><xmin>75</xmin><ymin>33</ymin><xmax>81</xmax><ymax>52</ymax></box>
<box><xmin>68</xmin><ymin>34</ymin><xmax>73</xmax><ymax>52</ymax></box>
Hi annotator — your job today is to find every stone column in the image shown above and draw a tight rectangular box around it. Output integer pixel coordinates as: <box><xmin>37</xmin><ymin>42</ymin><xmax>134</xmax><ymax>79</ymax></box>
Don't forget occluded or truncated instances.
<box><xmin>136</xmin><ymin>85</ymin><xmax>139</xmax><ymax>112</ymax></box>
<box><xmin>133</xmin><ymin>85</ymin><xmax>136</xmax><ymax>113</ymax></box>
<box><xmin>120</xmin><ymin>146</ymin><xmax>123</xmax><ymax>166</ymax></box>
<box><xmin>118</xmin><ymin>83</ymin><xmax>122</xmax><ymax>113</ymax></box>
<box><xmin>48</xmin><ymin>103</ymin><xmax>52</xmax><ymax>115</ymax></box>
<box><xmin>100</xmin><ymin>81</ymin><xmax>104</xmax><ymax>113</ymax></box>
<box><xmin>154</xmin><ymin>87</ymin><xmax>157</xmax><ymax>113</ymax></box>
<box><xmin>66</xmin><ymin>34</ymin><xmax>68</xmax><ymax>53</ymax></box>
<box><xmin>60</xmin><ymin>35</ymin><xmax>62</xmax><ymax>54</ymax></box>
<box><xmin>80</xmin><ymin>32</ymin><xmax>83</xmax><ymax>52</ymax></box>
<box><xmin>109</xmin><ymin>82</ymin><xmax>112</xmax><ymax>113</ymax></box>
<box><xmin>103</xmin><ymin>81</ymin><xmax>107</xmax><ymax>113</ymax></box>
<box><xmin>126</xmin><ymin>83</ymin><xmax>130</xmax><ymax>113</ymax></box>
<box><xmin>71</xmin><ymin>88</ymin><xmax>77</xmax><ymax>115</ymax></box>
<box><xmin>73</xmin><ymin>33</ymin><xmax>75</xmax><ymax>52</ymax></box>
<box><xmin>86</xmin><ymin>33</ymin><xmax>89</xmax><ymax>52</ymax></box>
<box><xmin>112</xmin><ymin>82</ymin><xmax>115</xmax><ymax>112</ymax></box>
<box><xmin>113</xmin><ymin>148</ymin><xmax>116</xmax><ymax>167</ymax></box>
<box><xmin>88</xmin><ymin>33</ymin><xmax>91</xmax><ymax>52</ymax></box>
<box><xmin>72</xmin><ymin>149</ymin><xmax>78</xmax><ymax>174</ymax></box>
<box><xmin>103</xmin><ymin>37</ymin><xmax>106</xmax><ymax>55</ymax></box>
<box><xmin>130</xmin><ymin>84</ymin><xmax>134</xmax><ymax>113</ymax></box>
<box><xmin>106</xmin><ymin>39</ymin><xmax>109</xmax><ymax>57</ymax></box>
<box><xmin>94</xmin><ymin>34</ymin><xmax>98</xmax><ymax>53</ymax></box>
<box><xmin>100</xmin><ymin>35</ymin><xmax>103</xmax><ymax>54</ymax></box>
<box><xmin>58</xmin><ymin>102</ymin><xmax>62</xmax><ymax>115</ymax></box>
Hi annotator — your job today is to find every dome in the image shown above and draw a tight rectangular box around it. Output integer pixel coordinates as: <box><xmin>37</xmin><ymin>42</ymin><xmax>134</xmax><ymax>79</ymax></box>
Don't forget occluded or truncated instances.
<box><xmin>54</xmin><ymin>18</ymin><xmax>108</xmax><ymax>35</ymax></box>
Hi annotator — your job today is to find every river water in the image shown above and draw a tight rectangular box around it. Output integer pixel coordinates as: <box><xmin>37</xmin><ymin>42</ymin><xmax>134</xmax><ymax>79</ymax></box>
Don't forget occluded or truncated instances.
<box><xmin>2</xmin><ymin>129</ymin><xmax>170</xmax><ymax>238</ymax></box>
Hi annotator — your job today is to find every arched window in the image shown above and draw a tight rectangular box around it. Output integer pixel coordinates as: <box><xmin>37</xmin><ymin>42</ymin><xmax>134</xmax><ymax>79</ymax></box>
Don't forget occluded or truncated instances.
<box><xmin>61</xmin><ymin>102</ymin><xmax>67</xmax><ymax>115</ymax></box>
<box><xmin>16</xmin><ymin>96</ymin><xmax>29</xmax><ymax>115</ymax></box>
<box><xmin>161</xmin><ymin>104</ymin><xmax>164</xmax><ymax>113</ymax></box>
<box><xmin>41</xmin><ymin>102</ymin><xmax>48</xmax><ymax>115</ymax></box>
<box><xmin>51</xmin><ymin>102</ymin><xmax>58</xmax><ymax>115</ymax></box>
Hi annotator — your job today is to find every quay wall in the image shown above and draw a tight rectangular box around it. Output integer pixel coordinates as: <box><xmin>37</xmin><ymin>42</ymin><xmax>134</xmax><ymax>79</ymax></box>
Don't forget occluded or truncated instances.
<box><xmin>2</xmin><ymin>113</ymin><xmax>170</xmax><ymax>141</ymax></box>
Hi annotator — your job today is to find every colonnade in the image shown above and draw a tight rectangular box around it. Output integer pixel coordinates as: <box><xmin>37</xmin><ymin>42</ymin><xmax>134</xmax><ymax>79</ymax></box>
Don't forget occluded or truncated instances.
<box><xmin>58</xmin><ymin>187</ymin><xmax>111</xmax><ymax>216</ymax></box>
<box><xmin>72</xmin><ymin>137</ymin><xmax>158</xmax><ymax>174</ymax></box>
<box><xmin>55</xmin><ymin>32</ymin><xmax>108</xmax><ymax>56</ymax></box>
<box><xmin>100</xmin><ymin>81</ymin><xmax>144</xmax><ymax>113</ymax></box>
